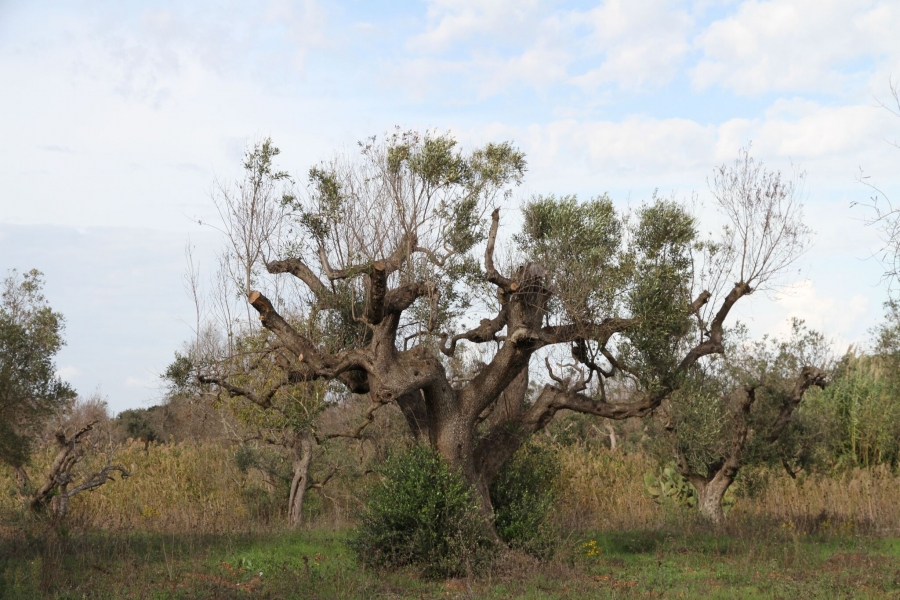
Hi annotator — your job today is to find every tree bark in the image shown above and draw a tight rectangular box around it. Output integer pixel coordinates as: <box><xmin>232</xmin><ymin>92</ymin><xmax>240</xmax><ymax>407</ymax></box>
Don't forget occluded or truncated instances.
<box><xmin>287</xmin><ymin>431</ymin><xmax>314</xmax><ymax>528</ymax></box>
<box><xmin>689</xmin><ymin>473</ymin><xmax>732</xmax><ymax>525</ymax></box>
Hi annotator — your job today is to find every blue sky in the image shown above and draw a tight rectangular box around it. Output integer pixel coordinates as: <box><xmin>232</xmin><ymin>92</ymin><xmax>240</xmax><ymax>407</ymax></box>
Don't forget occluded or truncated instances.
<box><xmin>2</xmin><ymin>0</ymin><xmax>899</xmax><ymax>413</ymax></box>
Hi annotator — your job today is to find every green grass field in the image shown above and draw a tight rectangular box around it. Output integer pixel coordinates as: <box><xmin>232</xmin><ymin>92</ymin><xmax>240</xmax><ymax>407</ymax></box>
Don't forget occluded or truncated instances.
<box><xmin>3</xmin><ymin>526</ymin><xmax>900</xmax><ymax>599</ymax></box>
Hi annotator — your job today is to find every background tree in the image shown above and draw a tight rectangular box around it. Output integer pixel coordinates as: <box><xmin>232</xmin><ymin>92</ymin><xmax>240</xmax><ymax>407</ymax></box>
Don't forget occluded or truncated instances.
<box><xmin>0</xmin><ymin>269</ymin><xmax>76</xmax><ymax>489</ymax></box>
<box><xmin>183</xmin><ymin>140</ymin><xmax>380</xmax><ymax>527</ymax></box>
<box><xmin>187</xmin><ymin>330</ymin><xmax>340</xmax><ymax>528</ymax></box>
<box><xmin>661</xmin><ymin>321</ymin><xmax>828</xmax><ymax>523</ymax></box>
<box><xmin>193</xmin><ymin>131</ymin><xmax>812</xmax><ymax>523</ymax></box>
<box><xmin>801</xmin><ymin>304</ymin><xmax>900</xmax><ymax>470</ymax></box>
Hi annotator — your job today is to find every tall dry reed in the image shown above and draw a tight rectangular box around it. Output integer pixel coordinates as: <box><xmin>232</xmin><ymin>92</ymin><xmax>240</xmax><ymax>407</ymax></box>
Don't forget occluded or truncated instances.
<box><xmin>1</xmin><ymin>440</ymin><xmax>265</xmax><ymax>533</ymax></box>
<box><xmin>4</xmin><ymin>439</ymin><xmax>900</xmax><ymax>535</ymax></box>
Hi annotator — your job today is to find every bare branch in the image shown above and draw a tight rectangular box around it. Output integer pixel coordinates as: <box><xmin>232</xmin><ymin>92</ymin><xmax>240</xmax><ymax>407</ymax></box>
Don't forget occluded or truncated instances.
<box><xmin>64</xmin><ymin>465</ymin><xmax>130</xmax><ymax>497</ymax></box>
<box><xmin>198</xmin><ymin>374</ymin><xmax>284</xmax><ymax>410</ymax></box>
<box><xmin>440</xmin><ymin>305</ymin><xmax>509</xmax><ymax>356</ymax></box>
<box><xmin>266</xmin><ymin>258</ymin><xmax>328</xmax><ymax>297</ymax></box>
<box><xmin>309</xmin><ymin>467</ymin><xmax>339</xmax><ymax>490</ymax></box>
<box><xmin>322</xmin><ymin>398</ymin><xmax>390</xmax><ymax>440</ymax></box>
<box><xmin>678</xmin><ymin>281</ymin><xmax>752</xmax><ymax>372</ymax></box>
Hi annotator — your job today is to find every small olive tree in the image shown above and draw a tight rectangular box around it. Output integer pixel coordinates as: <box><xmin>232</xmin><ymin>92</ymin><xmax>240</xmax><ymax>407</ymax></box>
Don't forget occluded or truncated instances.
<box><xmin>661</xmin><ymin>321</ymin><xmax>828</xmax><ymax>523</ymax></box>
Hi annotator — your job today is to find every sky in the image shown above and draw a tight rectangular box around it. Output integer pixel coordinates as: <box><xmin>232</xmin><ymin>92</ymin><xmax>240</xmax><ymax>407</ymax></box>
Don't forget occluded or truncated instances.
<box><xmin>2</xmin><ymin>0</ymin><xmax>899</xmax><ymax>413</ymax></box>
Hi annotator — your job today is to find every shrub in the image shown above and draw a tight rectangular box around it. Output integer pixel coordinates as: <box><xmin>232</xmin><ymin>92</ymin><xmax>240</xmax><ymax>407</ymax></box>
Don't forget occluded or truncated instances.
<box><xmin>490</xmin><ymin>441</ymin><xmax>558</xmax><ymax>556</ymax></box>
<box><xmin>239</xmin><ymin>485</ymin><xmax>281</xmax><ymax>523</ymax></box>
<box><xmin>350</xmin><ymin>445</ymin><xmax>494</xmax><ymax>578</ymax></box>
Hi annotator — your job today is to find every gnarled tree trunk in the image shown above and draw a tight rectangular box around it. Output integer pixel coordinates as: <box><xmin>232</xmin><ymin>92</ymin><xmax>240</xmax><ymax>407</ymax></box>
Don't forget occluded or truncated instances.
<box><xmin>674</xmin><ymin>367</ymin><xmax>827</xmax><ymax>525</ymax></box>
<box><xmin>287</xmin><ymin>430</ymin><xmax>314</xmax><ymax>528</ymax></box>
<box><xmin>689</xmin><ymin>473</ymin><xmax>732</xmax><ymax>525</ymax></box>
<box><xmin>28</xmin><ymin>422</ymin><xmax>129</xmax><ymax>517</ymax></box>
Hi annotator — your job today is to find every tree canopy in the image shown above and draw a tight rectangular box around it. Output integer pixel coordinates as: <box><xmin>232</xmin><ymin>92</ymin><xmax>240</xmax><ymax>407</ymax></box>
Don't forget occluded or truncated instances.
<box><xmin>193</xmin><ymin>131</ymin><xmax>813</xmax><ymax>516</ymax></box>
<box><xmin>0</xmin><ymin>269</ymin><xmax>76</xmax><ymax>469</ymax></box>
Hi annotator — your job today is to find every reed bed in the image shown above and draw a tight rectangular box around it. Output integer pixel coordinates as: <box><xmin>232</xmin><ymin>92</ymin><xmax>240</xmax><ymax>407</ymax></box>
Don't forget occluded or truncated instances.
<box><xmin>1</xmin><ymin>440</ymin><xmax>262</xmax><ymax>533</ymax></box>
<box><xmin>4</xmin><ymin>439</ymin><xmax>900</xmax><ymax>535</ymax></box>
<box><xmin>736</xmin><ymin>464</ymin><xmax>900</xmax><ymax>534</ymax></box>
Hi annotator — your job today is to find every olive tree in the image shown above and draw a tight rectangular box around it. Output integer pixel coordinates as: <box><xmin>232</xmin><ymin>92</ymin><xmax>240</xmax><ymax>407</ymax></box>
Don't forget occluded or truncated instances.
<box><xmin>188</xmin><ymin>331</ymin><xmax>341</xmax><ymax>529</ymax></box>
<box><xmin>0</xmin><ymin>269</ymin><xmax>76</xmax><ymax>486</ymax></box>
<box><xmin>0</xmin><ymin>271</ymin><xmax>128</xmax><ymax>515</ymax></box>
<box><xmin>662</xmin><ymin>321</ymin><xmax>828</xmax><ymax>523</ymax></box>
<box><xmin>195</xmin><ymin>132</ymin><xmax>812</xmax><ymax>520</ymax></box>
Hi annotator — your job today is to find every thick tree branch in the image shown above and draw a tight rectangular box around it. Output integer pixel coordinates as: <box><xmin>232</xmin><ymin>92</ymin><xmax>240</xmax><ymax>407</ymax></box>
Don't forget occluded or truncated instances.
<box><xmin>318</xmin><ymin>232</ymin><xmax>418</xmax><ymax>281</ymax></box>
<box><xmin>484</xmin><ymin>208</ymin><xmax>515</xmax><ymax>293</ymax></box>
<box><xmin>440</xmin><ymin>305</ymin><xmax>509</xmax><ymax>356</ymax></box>
<box><xmin>198</xmin><ymin>374</ymin><xmax>284</xmax><ymax>409</ymax></box>
<box><xmin>766</xmin><ymin>366</ymin><xmax>828</xmax><ymax>443</ymax></box>
<box><xmin>678</xmin><ymin>282</ymin><xmax>752</xmax><ymax>372</ymax></box>
<box><xmin>540</xmin><ymin>318</ymin><xmax>637</xmax><ymax>346</ymax></box>
<box><xmin>322</xmin><ymin>398</ymin><xmax>390</xmax><ymax>440</ymax></box>
<box><xmin>363</xmin><ymin>261</ymin><xmax>388</xmax><ymax>324</ymax></box>
<box><xmin>249</xmin><ymin>290</ymin><xmax>371</xmax><ymax>381</ymax></box>
<box><xmin>266</xmin><ymin>258</ymin><xmax>328</xmax><ymax>298</ymax></box>
<box><xmin>383</xmin><ymin>281</ymin><xmax>437</xmax><ymax>315</ymax></box>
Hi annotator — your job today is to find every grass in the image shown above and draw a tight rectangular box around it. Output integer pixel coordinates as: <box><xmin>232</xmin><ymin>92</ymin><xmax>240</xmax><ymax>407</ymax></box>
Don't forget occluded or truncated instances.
<box><xmin>3</xmin><ymin>525</ymin><xmax>900</xmax><ymax>598</ymax></box>
<box><xmin>6</xmin><ymin>440</ymin><xmax>900</xmax><ymax>597</ymax></box>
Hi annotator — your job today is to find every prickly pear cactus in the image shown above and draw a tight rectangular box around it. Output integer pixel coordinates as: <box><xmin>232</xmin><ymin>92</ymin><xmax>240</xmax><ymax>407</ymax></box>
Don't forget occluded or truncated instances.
<box><xmin>643</xmin><ymin>464</ymin><xmax>697</xmax><ymax>508</ymax></box>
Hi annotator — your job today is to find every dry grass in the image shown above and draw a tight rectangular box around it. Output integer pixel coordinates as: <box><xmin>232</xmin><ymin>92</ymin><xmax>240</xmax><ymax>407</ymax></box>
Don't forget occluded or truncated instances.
<box><xmin>553</xmin><ymin>443</ymin><xmax>900</xmax><ymax>535</ymax></box>
<box><xmin>553</xmin><ymin>444</ymin><xmax>660</xmax><ymax>531</ymax></box>
<box><xmin>5</xmin><ymin>438</ymin><xmax>900</xmax><ymax>537</ymax></box>
<box><xmin>737</xmin><ymin>464</ymin><xmax>900</xmax><ymax>534</ymax></box>
<box><xmin>1</xmin><ymin>440</ymin><xmax>263</xmax><ymax>533</ymax></box>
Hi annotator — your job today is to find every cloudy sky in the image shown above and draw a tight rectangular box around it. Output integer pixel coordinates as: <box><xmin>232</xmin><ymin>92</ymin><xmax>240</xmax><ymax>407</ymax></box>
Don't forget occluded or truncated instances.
<box><xmin>2</xmin><ymin>0</ymin><xmax>899</xmax><ymax>413</ymax></box>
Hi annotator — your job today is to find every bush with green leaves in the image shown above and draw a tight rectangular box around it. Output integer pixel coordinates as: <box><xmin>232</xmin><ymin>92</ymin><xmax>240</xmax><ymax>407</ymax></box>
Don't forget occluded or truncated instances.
<box><xmin>489</xmin><ymin>441</ymin><xmax>558</xmax><ymax>556</ymax></box>
<box><xmin>351</xmin><ymin>445</ymin><xmax>494</xmax><ymax>578</ymax></box>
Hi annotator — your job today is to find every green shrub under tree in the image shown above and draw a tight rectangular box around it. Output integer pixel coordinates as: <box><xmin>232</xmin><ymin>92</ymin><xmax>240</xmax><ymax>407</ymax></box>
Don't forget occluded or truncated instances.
<box><xmin>350</xmin><ymin>445</ymin><xmax>495</xmax><ymax>578</ymax></box>
<box><xmin>489</xmin><ymin>441</ymin><xmax>559</xmax><ymax>556</ymax></box>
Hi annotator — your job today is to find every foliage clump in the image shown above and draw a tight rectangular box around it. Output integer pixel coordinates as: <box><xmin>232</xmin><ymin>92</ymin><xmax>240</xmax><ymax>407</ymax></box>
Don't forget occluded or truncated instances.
<box><xmin>0</xmin><ymin>269</ymin><xmax>76</xmax><ymax>469</ymax></box>
<box><xmin>489</xmin><ymin>441</ymin><xmax>558</xmax><ymax>556</ymax></box>
<box><xmin>351</xmin><ymin>445</ymin><xmax>494</xmax><ymax>578</ymax></box>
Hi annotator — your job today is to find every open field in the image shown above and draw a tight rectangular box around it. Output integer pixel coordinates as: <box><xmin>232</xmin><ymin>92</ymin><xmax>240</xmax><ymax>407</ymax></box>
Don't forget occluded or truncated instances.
<box><xmin>3</xmin><ymin>526</ymin><xmax>900</xmax><ymax>599</ymax></box>
<box><xmin>5</xmin><ymin>441</ymin><xmax>900</xmax><ymax>598</ymax></box>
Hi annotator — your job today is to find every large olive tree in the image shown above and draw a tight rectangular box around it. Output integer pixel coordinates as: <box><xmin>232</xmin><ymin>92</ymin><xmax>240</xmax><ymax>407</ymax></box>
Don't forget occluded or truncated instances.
<box><xmin>197</xmin><ymin>133</ymin><xmax>811</xmax><ymax>517</ymax></box>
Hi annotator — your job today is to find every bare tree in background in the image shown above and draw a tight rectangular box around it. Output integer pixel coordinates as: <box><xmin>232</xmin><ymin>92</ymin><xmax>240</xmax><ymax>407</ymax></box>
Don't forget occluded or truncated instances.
<box><xmin>22</xmin><ymin>395</ymin><xmax>129</xmax><ymax>518</ymax></box>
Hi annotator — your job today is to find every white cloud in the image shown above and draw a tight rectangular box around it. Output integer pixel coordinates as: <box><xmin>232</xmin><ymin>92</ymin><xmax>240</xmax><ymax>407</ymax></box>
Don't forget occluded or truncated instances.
<box><xmin>692</xmin><ymin>0</ymin><xmax>900</xmax><ymax>95</ymax></box>
<box><xmin>56</xmin><ymin>366</ymin><xmax>82</xmax><ymax>381</ymax></box>
<box><xmin>400</xmin><ymin>0</ymin><xmax>693</xmax><ymax>97</ymax></box>
<box><xmin>462</xmin><ymin>98</ymin><xmax>898</xmax><ymax>193</ymax></box>
<box><xmin>571</xmin><ymin>0</ymin><xmax>692</xmax><ymax>90</ymax></box>
<box><xmin>264</xmin><ymin>0</ymin><xmax>330</xmax><ymax>71</ymax></box>
<box><xmin>124</xmin><ymin>375</ymin><xmax>157</xmax><ymax>390</ymax></box>
<box><xmin>769</xmin><ymin>279</ymin><xmax>869</xmax><ymax>351</ymax></box>
<box><xmin>409</xmin><ymin>0</ymin><xmax>548</xmax><ymax>52</ymax></box>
